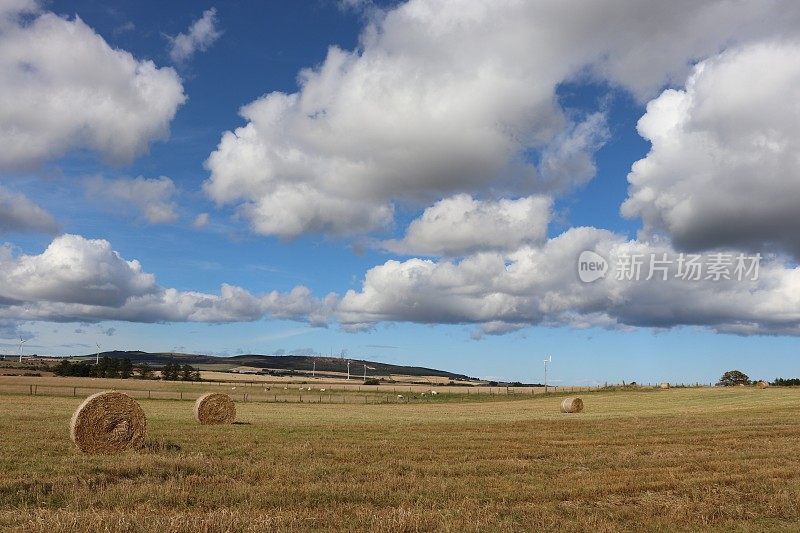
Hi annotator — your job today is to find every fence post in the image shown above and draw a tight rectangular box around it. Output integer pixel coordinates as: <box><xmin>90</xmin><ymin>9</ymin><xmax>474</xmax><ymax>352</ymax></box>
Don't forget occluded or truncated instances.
<box><xmin>148</xmin><ymin>390</ymin><xmax>151</xmax><ymax>399</ymax></box>
<box><xmin>73</xmin><ymin>387</ymin><xmax>77</xmax><ymax>397</ymax></box>
<box><xmin>180</xmin><ymin>391</ymin><xmax>183</xmax><ymax>400</ymax></box>
<box><xmin>29</xmin><ymin>385</ymin><xmax>33</xmax><ymax>395</ymax></box>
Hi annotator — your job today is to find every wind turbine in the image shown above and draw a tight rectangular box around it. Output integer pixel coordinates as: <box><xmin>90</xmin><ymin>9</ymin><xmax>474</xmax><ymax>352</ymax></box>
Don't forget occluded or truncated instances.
<box><xmin>543</xmin><ymin>355</ymin><xmax>552</xmax><ymax>393</ymax></box>
<box><xmin>346</xmin><ymin>360</ymin><xmax>351</xmax><ymax>380</ymax></box>
<box><xmin>18</xmin><ymin>338</ymin><xmax>27</xmax><ymax>363</ymax></box>
<box><xmin>363</xmin><ymin>364</ymin><xmax>375</xmax><ymax>380</ymax></box>
<box><xmin>96</xmin><ymin>343</ymin><xmax>101</xmax><ymax>365</ymax></box>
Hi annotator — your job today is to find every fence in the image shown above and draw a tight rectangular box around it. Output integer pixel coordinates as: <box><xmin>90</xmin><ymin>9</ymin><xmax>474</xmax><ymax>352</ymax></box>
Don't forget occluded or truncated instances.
<box><xmin>0</xmin><ymin>381</ymin><xmax>602</xmax><ymax>405</ymax></box>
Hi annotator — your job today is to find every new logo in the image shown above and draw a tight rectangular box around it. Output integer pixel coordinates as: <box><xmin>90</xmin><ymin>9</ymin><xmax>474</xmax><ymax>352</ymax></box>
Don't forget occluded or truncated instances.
<box><xmin>577</xmin><ymin>250</ymin><xmax>608</xmax><ymax>283</ymax></box>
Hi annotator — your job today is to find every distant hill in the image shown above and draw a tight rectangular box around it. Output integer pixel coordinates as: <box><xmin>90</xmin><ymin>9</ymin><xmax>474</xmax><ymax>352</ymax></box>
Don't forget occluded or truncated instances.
<box><xmin>71</xmin><ymin>351</ymin><xmax>476</xmax><ymax>381</ymax></box>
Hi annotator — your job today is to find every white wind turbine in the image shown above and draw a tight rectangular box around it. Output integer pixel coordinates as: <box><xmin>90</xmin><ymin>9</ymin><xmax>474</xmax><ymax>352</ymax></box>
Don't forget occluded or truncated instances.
<box><xmin>96</xmin><ymin>342</ymin><xmax>101</xmax><ymax>365</ymax></box>
<box><xmin>18</xmin><ymin>338</ymin><xmax>27</xmax><ymax>363</ymax></box>
<box><xmin>543</xmin><ymin>355</ymin><xmax>552</xmax><ymax>393</ymax></box>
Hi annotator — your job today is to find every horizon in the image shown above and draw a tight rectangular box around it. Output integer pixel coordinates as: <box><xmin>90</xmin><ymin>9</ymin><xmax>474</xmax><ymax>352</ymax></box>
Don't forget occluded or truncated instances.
<box><xmin>2</xmin><ymin>1</ymin><xmax>800</xmax><ymax>387</ymax></box>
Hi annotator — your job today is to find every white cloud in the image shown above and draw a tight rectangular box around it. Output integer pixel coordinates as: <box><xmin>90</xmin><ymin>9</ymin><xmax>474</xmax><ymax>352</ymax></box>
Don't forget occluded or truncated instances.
<box><xmin>383</xmin><ymin>194</ymin><xmax>551</xmax><ymax>256</ymax></box>
<box><xmin>85</xmin><ymin>176</ymin><xmax>178</xmax><ymax>224</ymax></box>
<box><xmin>0</xmin><ymin>2</ymin><xmax>185</xmax><ymax>170</ymax></box>
<box><xmin>338</xmin><ymin>227</ymin><xmax>800</xmax><ymax>337</ymax></box>
<box><xmin>168</xmin><ymin>8</ymin><xmax>222</xmax><ymax>63</ymax></box>
<box><xmin>0</xmin><ymin>234</ymin><xmax>332</xmax><ymax>326</ymax></box>
<box><xmin>204</xmin><ymin>0</ymin><xmax>800</xmax><ymax>238</ymax></box>
<box><xmin>193</xmin><ymin>213</ymin><xmax>210</xmax><ymax>229</ymax></box>
<box><xmin>622</xmin><ymin>41</ymin><xmax>800</xmax><ymax>258</ymax></box>
<box><xmin>0</xmin><ymin>185</ymin><xmax>59</xmax><ymax>234</ymax></box>
<box><xmin>0</xmin><ymin>234</ymin><xmax>156</xmax><ymax>307</ymax></box>
<box><xmin>4</xmin><ymin>231</ymin><xmax>800</xmax><ymax>338</ymax></box>
<box><xmin>0</xmin><ymin>0</ymin><xmax>37</xmax><ymax>19</ymax></box>
<box><xmin>239</xmin><ymin>182</ymin><xmax>394</xmax><ymax>238</ymax></box>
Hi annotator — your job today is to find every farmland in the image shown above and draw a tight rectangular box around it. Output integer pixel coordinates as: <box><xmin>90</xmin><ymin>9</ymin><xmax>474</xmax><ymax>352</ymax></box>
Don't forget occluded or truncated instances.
<box><xmin>2</xmin><ymin>382</ymin><xmax>800</xmax><ymax>531</ymax></box>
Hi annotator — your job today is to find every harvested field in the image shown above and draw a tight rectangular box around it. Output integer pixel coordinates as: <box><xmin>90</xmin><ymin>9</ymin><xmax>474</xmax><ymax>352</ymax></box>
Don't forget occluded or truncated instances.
<box><xmin>1</xmin><ymin>386</ymin><xmax>800</xmax><ymax>531</ymax></box>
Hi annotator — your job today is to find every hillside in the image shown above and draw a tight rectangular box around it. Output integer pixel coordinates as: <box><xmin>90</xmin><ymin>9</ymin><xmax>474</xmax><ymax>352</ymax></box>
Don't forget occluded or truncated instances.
<box><xmin>70</xmin><ymin>351</ymin><xmax>476</xmax><ymax>381</ymax></box>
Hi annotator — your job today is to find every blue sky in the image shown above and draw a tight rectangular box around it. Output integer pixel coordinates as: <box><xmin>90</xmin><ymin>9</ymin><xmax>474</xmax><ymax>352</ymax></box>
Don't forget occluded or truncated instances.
<box><xmin>2</xmin><ymin>1</ymin><xmax>800</xmax><ymax>384</ymax></box>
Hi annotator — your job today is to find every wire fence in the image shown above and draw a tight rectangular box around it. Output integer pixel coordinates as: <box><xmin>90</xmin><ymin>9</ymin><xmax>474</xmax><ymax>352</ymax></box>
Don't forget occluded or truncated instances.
<box><xmin>0</xmin><ymin>382</ymin><xmax>607</xmax><ymax>405</ymax></box>
<box><xmin>0</xmin><ymin>376</ymin><xmax>718</xmax><ymax>406</ymax></box>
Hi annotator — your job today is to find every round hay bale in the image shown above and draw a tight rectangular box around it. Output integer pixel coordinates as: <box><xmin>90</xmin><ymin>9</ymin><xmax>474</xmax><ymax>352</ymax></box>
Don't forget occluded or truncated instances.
<box><xmin>659</xmin><ymin>382</ymin><xmax>670</xmax><ymax>389</ymax></box>
<box><xmin>560</xmin><ymin>397</ymin><xmax>584</xmax><ymax>413</ymax></box>
<box><xmin>194</xmin><ymin>393</ymin><xmax>236</xmax><ymax>425</ymax></box>
<box><xmin>757</xmin><ymin>381</ymin><xmax>769</xmax><ymax>389</ymax></box>
<box><xmin>70</xmin><ymin>391</ymin><xmax>146</xmax><ymax>454</ymax></box>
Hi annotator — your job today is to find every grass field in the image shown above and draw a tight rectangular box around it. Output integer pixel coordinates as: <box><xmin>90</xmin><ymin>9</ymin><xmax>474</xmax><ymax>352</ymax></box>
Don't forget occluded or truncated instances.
<box><xmin>2</xmin><ymin>386</ymin><xmax>800</xmax><ymax>531</ymax></box>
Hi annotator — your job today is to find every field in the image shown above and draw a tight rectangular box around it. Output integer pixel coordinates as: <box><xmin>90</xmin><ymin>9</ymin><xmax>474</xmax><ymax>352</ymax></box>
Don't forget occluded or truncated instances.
<box><xmin>2</xmin><ymin>384</ymin><xmax>800</xmax><ymax>532</ymax></box>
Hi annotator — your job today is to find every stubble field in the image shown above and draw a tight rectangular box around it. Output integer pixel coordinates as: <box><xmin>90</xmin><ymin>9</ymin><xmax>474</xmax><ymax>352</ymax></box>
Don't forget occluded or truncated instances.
<box><xmin>1</xmin><ymin>385</ymin><xmax>800</xmax><ymax>532</ymax></box>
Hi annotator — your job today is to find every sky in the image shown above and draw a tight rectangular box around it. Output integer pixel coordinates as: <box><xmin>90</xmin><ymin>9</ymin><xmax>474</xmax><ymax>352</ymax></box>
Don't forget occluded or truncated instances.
<box><xmin>2</xmin><ymin>0</ymin><xmax>800</xmax><ymax>385</ymax></box>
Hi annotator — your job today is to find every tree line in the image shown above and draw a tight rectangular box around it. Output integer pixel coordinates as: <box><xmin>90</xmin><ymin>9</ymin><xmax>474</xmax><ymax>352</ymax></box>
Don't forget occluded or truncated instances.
<box><xmin>53</xmin><ymin>357</ymin><xmax>201</xmax><ymax>381</ymax></box>
<box><xmin>718</xmin><ymin>370</ymin><xmax>800</xmax><ymax>387</ymax></box>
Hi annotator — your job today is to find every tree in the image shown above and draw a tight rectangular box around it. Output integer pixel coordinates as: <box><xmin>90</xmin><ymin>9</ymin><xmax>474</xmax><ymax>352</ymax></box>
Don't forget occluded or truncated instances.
<box><xmin>119</xmin><ymin>358</ymin><xmax>133</xmax><ymax>379</ymax></box>
<box><xmin>136</xmin><ymin>362</ymin><xmax>154</xmax><ymax>380</ymax></box>
<box><xmin>718</xmin><ymin>370</ymin><xmax>751</xmax><ymax>387</ymax></box>
<box><xmin>162</xmin><ymin>362</ymin><xmax>179</xmax><ymax>381</ymax></box>
<box><xmin>161</xmin><ymin>362</ymin><xmax>172</xmax><ymax>381</ymax></box>
<box><xmin>53</xmin><ymin>359</ymin><xmax>71</xmax><ymax>376</ymax></box>
<box><xmin>108</xmin><ymin>358</ymin><xmax>120</xmax><ymax>379</ymax></box>
<box><xmin>95</xmin><ymin>356</ymin><xmax>115</xmax><ymax>378</ymax></box>
<box><xmin>181</xmin><ymin>364</ymin><xmax>194</xmax><ymax>382</ymax></box>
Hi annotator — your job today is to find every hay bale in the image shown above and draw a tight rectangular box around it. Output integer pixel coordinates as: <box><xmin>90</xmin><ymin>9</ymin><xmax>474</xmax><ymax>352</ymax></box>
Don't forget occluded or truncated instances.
<box><xmin>194</xmin><ymin>393</ymin><xmax>236</xmax><ymax>424</ymax></box>
<box><xmin>560</xmin><ymin>397</ymin><xmax>584</xmax><ymax>413</ymax></box>
<box><xmin>659</xmin><ymin>382</ymin><xmax>670</xmax><ymax>389</ymax></box>
<box><xmin>757</xmin><ymin>381</ymin><xmax>769</xmax><ymax>389</ymax></box>
<box><xmin>70</xmin><ymin>391</ymin><xmax>146</xmax><ymax>454</ymax></box>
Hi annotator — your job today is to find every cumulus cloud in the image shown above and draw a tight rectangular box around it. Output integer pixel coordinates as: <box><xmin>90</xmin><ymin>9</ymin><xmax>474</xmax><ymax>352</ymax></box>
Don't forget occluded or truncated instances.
<box><xmin>338</xmin><ymin>227</ymin><xmax>800</xmax><ymax>337</ymax></box>
<box><xmin>85</xmin><ymin>176</ymin><xmax>179</xmax><ymax>224</ymax></box>
<box><xmin>193</xmin><ymin>213</ymin><xmax>210</xmax><ymax>229</ymax></box>
<box><xmin>383</xmin><ymin>194</ymin><xmax>551</xmax><ymax>256</ymax></box>
<box><xmin>0</xmin><ymin>0</ymin><xmax>37</xmax><ymax>19</ymax></box>
<box><xmin>0</xmin><ymin>234</ymin><xmax>156</xmax><ymax>307</ymax></box>
<box><xmin>0</xmin><ymin>234</ymin><xmax>333</xmax><ymax>325</ymax></box>
<box><xmin>3</xmin><ymin>232</ymin><xmax>800</xmax><ymax>338</ymax></box>
<box><xmin>204</xmin><ymin>0</ymin><xmax>800</xmax><ymax>238</ymax></box>
<box><xmin>622</xmin><ymin>41</ymin><xmax>800</xmax><ymax>258</ymax></box>
<box><xmin>0</xmin><ymin>185</ymin><xmax>59</xmax><ymax>234</ymax></box>
<box><xmin>238</xmin><ymin>182</ymin><xmax>394</xmax><ymax>238</ymax></box>
<box><xmin>168</xmin><ymin>8</ymin><xmax>222</xmax><ymax>63</ymax></box>
<box><xmin>0</xmin><ymin>2</ymin><xmax>185</xmax><ymax>170</ymax></box>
